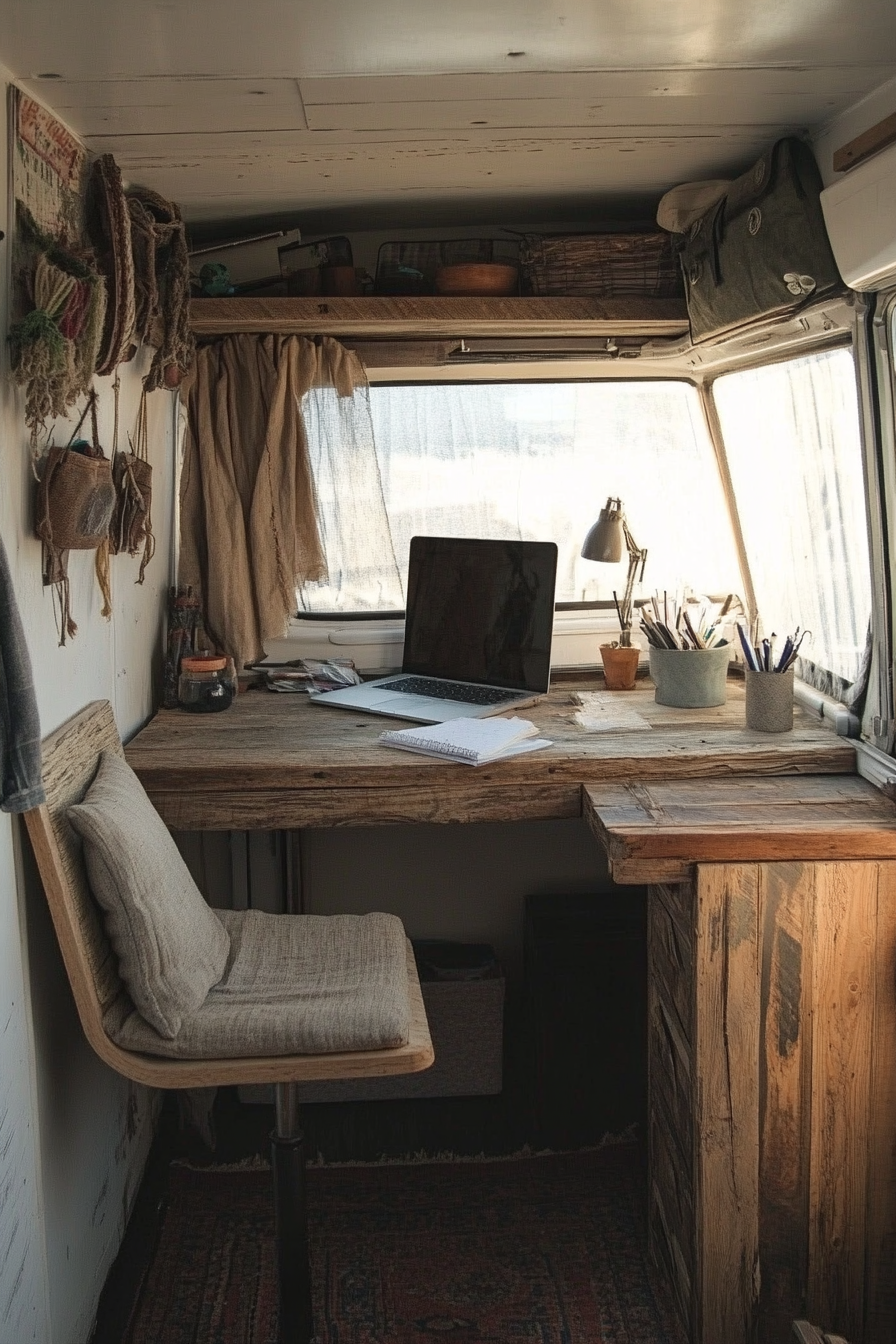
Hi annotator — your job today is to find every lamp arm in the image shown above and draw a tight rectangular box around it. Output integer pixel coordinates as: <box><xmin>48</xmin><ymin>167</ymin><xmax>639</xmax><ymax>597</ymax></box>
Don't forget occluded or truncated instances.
<box><xmin>617</xmin><ymin>521</ymin><xmax>648</xmax><ymax>648</ymax></box>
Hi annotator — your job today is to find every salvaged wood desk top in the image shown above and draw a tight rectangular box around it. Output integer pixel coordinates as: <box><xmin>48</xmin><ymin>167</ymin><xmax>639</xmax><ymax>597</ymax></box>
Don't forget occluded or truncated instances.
<box><xmin>585</xmin><ymin>774</ymin><xmax>896</xmax><ymax>882</ymax></box>
<box><xmin>124</xmin><ymin>677</ymin><xmax>855</xmax><ymax>831</ymax></box>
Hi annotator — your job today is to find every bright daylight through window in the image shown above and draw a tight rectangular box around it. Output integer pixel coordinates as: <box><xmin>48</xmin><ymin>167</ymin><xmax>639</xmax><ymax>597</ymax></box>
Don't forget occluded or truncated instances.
<box><xmin>299</xmin><ymin>379</ymin><xmax>742</xmax><ymax>618</ymax></box>
<box><xmin>712</xmin><ymin>348</ymin><xmax>871</xmax><ymax>693</ymax></box>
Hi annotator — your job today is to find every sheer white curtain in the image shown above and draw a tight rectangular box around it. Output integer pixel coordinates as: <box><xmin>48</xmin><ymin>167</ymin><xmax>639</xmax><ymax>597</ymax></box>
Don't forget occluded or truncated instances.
<box><xmin>712</xmin><ymin>348</ymin><xmax>871</xmax><ymax>689</ymax></box>
<box><xmin>299</xmin><ymin>378</ymin><xmax>742</xmax><ymax>613</ymax></box>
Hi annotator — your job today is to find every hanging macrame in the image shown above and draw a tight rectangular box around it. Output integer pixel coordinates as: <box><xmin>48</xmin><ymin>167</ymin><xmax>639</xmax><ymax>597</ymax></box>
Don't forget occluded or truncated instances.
<box><xmin>34</xmin><ymin>389</ymin><xmax>115</xmax><ymax>643</ymax></box>
<box><xmin>110</xmin><ymin>386</ymin><xmax>155</xmax><ymax>582</ymax></box>
<box><xmin>9</xmin><ymin>207</ymin><xmax>107</xmax><ymax>442</ymax></box>
<box><xmin>126</xmin><ymin>185</ymin><xmax>195</xmax><ymax>390</ymax></box>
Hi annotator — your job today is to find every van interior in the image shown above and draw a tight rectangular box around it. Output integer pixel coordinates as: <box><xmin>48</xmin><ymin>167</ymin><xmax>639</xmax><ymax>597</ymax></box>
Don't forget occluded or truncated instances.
<box><xmin>2</xmin><ymin>4</ymin><xmax>896</xmax><ymax>1343</ymax></box>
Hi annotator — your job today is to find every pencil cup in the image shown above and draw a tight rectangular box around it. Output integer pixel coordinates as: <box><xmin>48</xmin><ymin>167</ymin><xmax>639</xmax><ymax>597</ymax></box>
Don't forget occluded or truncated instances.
<box><xmin>745</xmin><ymin>667</ymin><xmax>794</xmax><ymax>732</ymax></box>
<box><xmin>648</xmin><ymin>645</ymin><xmax>730</xmax><ymax>708</ymax></box>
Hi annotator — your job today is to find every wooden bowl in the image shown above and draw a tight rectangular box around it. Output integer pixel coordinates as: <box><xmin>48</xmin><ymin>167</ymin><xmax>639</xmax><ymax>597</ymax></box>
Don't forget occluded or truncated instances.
<box><xmin>434</xmin><ymin>263</ymin><xmax>519</xmax><ymax>296</ymax></box>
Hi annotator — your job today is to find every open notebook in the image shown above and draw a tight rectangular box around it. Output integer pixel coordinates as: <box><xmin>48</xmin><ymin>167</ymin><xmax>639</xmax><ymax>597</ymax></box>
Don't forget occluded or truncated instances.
<box><xmin>379</xmin><ymin>716</ymin><xmax>552</xmax><ymax>765</ymax></box>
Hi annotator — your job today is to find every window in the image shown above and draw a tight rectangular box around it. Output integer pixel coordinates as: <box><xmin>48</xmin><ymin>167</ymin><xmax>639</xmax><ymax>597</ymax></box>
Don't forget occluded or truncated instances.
<box><xmin>712</xmin><ymin>348</ymin><xmax>871</xmax><ymax>690</ymax></box>
<box><xmin>299</xmin><ymin>379</ymin><xmax>742</xmax><ymax>615</ymax></box>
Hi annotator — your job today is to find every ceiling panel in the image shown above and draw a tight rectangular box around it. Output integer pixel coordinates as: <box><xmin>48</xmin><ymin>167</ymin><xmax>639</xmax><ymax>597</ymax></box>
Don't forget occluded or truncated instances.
<box><xmin>2</xmin><ymin>0</ymin><xmax>895</xmax><ymax>227</ymax></box>
<box><xmin>85</xmin><ymin>128</ymin><xmax>775</xmax><ymax>222</ymax></box>
<box><xmin>3</xmin><ymin>0</ymin><xmax>896</xmax><ymax>78</ymax></box>
<box><xmin>17</xmin><ymin>77</ymin><xmax>308</xmax><ymax>136</ymax></box>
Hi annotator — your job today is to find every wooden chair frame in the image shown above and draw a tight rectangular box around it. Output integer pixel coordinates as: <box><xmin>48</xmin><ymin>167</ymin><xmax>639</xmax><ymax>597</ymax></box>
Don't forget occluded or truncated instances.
<box><xmin>24</xmin><ymin>700</ymin><xmax>434</xmax><ymax>1343</ymax></box>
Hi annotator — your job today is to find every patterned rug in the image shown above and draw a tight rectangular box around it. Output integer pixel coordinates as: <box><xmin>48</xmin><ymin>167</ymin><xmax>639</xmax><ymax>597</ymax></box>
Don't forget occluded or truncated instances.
<box><xmin>125</xmin><ymin>1144</ymin><xmax>686</xmax><ymax>1343</ymax></box>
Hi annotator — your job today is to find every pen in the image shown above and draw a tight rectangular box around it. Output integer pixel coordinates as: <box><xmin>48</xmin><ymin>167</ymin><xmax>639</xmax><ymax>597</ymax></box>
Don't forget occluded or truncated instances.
<box><xmin>736</xmin><ymin>623</ymin><xmax>759</xmax><ymax>670</ymax></box>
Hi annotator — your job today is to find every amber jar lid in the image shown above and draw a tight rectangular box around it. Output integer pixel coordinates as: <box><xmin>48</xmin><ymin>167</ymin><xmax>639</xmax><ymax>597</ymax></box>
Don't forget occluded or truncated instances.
<box><xmin>181</xmin><ymin>655</ymin><xmax>227</xmax><ymax>672</ymax></box>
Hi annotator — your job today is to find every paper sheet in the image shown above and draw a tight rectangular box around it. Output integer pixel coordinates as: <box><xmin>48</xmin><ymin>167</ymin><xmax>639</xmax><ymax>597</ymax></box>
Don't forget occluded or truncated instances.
<box><xmin>571</xmin><ymin>691</ymin><xmax>652</xmax><ymax>733</ymax></box>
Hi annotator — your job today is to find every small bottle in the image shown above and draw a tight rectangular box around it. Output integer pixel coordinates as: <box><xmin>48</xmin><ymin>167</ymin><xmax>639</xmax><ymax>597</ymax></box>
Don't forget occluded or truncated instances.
<box><xmin>177</xmin><ymin>655</ymin><xmax>236</xmax><ymax>713</ymax></box>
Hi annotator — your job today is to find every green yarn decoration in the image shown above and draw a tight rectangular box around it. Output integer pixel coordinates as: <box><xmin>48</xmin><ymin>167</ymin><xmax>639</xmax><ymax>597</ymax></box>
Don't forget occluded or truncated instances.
<box><xmin>8</xmin><ymin>308</ymin><xmax>67</xmax><ymax>372</ymax></box>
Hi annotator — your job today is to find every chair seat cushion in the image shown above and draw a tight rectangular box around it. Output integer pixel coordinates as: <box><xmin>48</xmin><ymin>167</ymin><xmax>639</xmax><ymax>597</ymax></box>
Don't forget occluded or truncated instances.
<box><xmin>104</xmin><ymin>909</ymin><xmax>412</xmax><ymax>1059</ymax></box>
<box><xmin>67</xmin><ymin>750</ymin><xmax>231</xmax><ymax>1039</ymax></box>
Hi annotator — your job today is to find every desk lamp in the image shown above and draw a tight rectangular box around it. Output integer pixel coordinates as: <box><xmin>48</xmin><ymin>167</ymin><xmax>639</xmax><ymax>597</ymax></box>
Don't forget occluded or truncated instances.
<box><xmin>581</xmin><ymin>497</ymin><xmax>648</xmax><ymax>648</ymax></box>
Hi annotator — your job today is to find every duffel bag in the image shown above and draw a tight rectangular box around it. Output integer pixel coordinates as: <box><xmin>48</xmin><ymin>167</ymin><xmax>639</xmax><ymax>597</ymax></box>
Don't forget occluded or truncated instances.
<box><xmin>679</xmin><ymin>137</ymin><xmax>843</xmax><ymax>344</ymax></box>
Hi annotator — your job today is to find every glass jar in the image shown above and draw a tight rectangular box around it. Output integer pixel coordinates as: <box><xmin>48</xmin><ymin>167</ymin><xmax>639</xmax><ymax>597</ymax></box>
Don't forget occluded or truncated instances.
<box><xmin>177</xmin><ymin>655</ymin><xmax>236</xmax><ymax>713</ymax></box>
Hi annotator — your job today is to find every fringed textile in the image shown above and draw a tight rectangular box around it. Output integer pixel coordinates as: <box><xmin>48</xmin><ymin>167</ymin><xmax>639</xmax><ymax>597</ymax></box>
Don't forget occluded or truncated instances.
<box><xmin>178</xmin><ymin>335</ymin><xmax>371</xmax><ymax>669</ymax></box>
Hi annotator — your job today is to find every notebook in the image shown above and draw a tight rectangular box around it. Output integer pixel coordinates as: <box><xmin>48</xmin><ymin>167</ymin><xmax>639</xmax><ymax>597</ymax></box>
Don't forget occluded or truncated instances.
<box><xmin>379</xmin><ymin>716</ymin><xmax>552</xmax><ymax>764</ymax></box>
<box><xmin>311</xmin><ymin>536</ymin><xmax>559</xmax><ymax>723</ymax></box>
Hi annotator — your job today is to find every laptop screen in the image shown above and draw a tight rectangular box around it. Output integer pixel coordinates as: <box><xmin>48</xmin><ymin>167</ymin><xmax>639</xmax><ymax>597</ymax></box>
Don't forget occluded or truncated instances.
<box><xmin>402</xmin><ymin>537</ymin><xmax>558</xmax><ymax>692</ymax></box>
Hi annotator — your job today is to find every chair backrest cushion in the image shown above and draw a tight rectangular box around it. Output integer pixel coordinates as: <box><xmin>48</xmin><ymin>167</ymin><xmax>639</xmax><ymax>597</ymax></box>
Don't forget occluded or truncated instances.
<box><xmin>68</xmin><ymin>749</ymin><xmax>231</xmax><ymax>1038</ymax></box>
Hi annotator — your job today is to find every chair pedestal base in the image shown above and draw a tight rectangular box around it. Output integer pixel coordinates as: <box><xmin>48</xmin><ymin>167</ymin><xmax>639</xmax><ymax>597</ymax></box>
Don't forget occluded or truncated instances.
<box><xmin>272</xmin><ymin>1084</ymin><xmax>312</xmax><ymax>1343</ymax></box>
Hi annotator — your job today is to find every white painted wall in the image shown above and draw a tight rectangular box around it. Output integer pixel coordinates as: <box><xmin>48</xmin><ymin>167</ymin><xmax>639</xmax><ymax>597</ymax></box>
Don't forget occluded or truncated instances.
<box><xmin>0</xmin><ymin>73</ymin><xmax>175</xmax><ymax>1344</ymax></box>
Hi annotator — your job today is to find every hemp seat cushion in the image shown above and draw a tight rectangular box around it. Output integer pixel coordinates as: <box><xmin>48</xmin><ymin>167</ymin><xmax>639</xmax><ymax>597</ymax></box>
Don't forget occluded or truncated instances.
<box><xmin>67</xmin><ymin>747</ymin><xmax>411</xmax><ymax>1060</ymax></box>
<box><xmin>68</xmin><ymin>750</ymin><xmax>230</xmax><ymax>1038</ymax></box>
<box><xmin>104</xmin><ymin>909</ymin><xmax>413</xmax><ymax>1060</ymax></box>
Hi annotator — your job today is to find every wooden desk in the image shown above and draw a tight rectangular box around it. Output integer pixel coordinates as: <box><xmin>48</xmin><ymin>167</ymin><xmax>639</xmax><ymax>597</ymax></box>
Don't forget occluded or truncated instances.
<box><xmin>585</xmin><ymin>776</ymin><xmax>896</xmax><ymax>1344</ymax></box>
<box><xmin>126</xmin><ymin>680</ymin><xmax>892</xmax><ymax>1344</ymax></box>
<box><xmin>125</xmin><ymin>678</ymin><xmax>854</xmax><ymax>831</ymax></box>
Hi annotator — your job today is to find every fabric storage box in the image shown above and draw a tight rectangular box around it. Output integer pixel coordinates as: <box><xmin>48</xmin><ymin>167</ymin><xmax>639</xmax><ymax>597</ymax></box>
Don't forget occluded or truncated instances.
<box><xmin>519</xmin><ymin>231</ymin><xmax>683</xmax><ymax>298</ymax></box>
<box><xmin>239</xmin><ymin>941</ymin><xmax>504</xmax><ymax>1104</ymax></box>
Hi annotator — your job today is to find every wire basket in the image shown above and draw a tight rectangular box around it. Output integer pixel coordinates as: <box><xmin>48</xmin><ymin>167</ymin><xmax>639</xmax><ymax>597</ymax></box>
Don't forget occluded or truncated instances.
<box><xmin>519</xmin><ymin>232</ymin><xmax>683</xmax><ymax>299</ymax></box>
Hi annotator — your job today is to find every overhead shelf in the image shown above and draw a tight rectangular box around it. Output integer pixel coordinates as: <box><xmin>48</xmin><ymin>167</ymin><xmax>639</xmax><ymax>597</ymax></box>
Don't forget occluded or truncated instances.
<box><xmin>190</xmin><ymin>295</ymin><xmax>690</xmax><ymax>340</ymax></box>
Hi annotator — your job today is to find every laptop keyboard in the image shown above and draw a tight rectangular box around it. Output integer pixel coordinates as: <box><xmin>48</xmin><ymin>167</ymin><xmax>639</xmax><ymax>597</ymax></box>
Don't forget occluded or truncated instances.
<box><xmin>380</xmin><ymin>676</ymin><xmax>521</xmax><ymax>705</ymax></box>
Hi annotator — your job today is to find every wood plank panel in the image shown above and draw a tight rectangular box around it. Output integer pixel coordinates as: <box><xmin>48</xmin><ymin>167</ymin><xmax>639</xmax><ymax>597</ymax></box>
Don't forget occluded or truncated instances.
<box><xmin>650</xmin><ymin>1102</ymin><xmax>694</xmax><ymax>1328</ymax></box>
<box><xmin>862</xmin><ymin>860</ymin><xmax>896</xmax><ymax>1344</ymax></box>
<box><xmin>20</xmin><ymin>76</ymin><xmax>308</xmax><ymax>136</ymax></box>
<box><xmin>189</xmin><ymin>295</ymin><xmax>689</xmax><ymax>338</ymax></box>
<box><xmin>302</xmin><ymin>68</ymin><xmax>893</xmax><ymax>106</ymax></box>
<box><xmin>585</xmin><ymin>775</ymin><xmax>894</xmax><ymax>869</ymax></box>
<box><xmin>758</xmin><ymin>861</ymin><xmax>814</xmax><ymax>1342</ymax></box>
<box><xmin>694</xmin><ymin>864</ymin><xmax>761</xmax><ymax>1344</ymax></box>
<box><xmin>807</xmin><ymin>862</ymin><xmax>876</xmax><ymax>1341</ymax></box>
<box><xmin>648</xmin><ymin>874</ymin><xmax>696</xmax><ymax>1337</ymax></box>
<box><xmin>147</xmin><ymin>781</ymin><xmax>584</xmax><ymax>830</ymax></box>
<box><xmin>834</xmin><ymin>112</ymin><xmax>896</xmax><ymax>172</ymax></box>
<box><xmin>302</xmin><ymin>93</ymin><xmax>832</xmax><ymax>134</ymax></box>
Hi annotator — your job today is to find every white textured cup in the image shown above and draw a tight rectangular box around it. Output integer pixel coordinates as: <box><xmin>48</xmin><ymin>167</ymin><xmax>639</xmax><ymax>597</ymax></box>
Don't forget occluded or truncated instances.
<box><xmin>648</xmin><ymin>645</ymin><xmax>731</xmax><ymax>708</ymax></box>
<box><xmin>745</xmin><ymin>667</ymin><xmax>794</xmax><ymax>732</ymax></box>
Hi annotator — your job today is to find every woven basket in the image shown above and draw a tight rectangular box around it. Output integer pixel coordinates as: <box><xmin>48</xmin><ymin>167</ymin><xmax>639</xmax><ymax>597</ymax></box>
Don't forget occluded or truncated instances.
<box><xmin>520</xmin><ymin>232</ymin><xmax>683</xmax><ymax>299</ymax></box>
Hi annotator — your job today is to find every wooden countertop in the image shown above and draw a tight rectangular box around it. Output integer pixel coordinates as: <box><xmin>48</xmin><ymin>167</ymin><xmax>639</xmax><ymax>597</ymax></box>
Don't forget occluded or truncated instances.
<box><xmin>125</xmin><ymin>677</ymin><xmax>855</xmax><ymax>831</ymax></box>
<box><xmin>585</xmin><ymin>774</ymin><xmax>896</xmax><ymax>883</ymax></box>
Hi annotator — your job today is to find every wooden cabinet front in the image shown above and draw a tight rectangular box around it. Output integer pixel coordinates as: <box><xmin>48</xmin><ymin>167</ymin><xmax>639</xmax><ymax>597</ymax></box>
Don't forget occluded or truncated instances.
<box><xmin>647</xmin><ymin>860</ymin><xmax>896</xmax><ymax>1344</ymax></box>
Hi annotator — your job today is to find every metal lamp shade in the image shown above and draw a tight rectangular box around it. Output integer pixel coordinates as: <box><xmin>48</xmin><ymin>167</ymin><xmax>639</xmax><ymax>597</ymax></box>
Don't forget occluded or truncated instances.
<box><xmin>581</xmin><ymin>498</ymin><xmax>624</xmax><ymax>562</ymax></box>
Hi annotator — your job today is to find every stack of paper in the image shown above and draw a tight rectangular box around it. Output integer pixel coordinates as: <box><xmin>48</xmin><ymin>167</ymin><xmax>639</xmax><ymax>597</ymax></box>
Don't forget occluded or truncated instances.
<box><xmin>379</xmin><ymin>716</ymin><xmax>551</xmax><ymax>766</ymax></box>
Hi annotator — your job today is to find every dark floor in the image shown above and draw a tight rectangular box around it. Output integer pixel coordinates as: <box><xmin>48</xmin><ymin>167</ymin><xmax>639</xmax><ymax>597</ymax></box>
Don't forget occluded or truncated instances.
<box><xmin>90</xmin><ymin>982</ymin><xmax>647</xmax><ymax>1342</ymax></box>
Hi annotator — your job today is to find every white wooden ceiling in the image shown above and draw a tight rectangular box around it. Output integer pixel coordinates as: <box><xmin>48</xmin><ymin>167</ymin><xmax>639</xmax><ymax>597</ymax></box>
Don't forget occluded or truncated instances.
<box><xmin>2</xmin><ymin>0</ymin><xmax>896</xmax><ymax>232</ymax></box>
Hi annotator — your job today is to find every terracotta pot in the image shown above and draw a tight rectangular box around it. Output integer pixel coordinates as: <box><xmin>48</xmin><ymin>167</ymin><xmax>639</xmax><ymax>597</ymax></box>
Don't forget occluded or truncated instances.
<box><xmin>599</xmin><ymin>644</ymin><xmax>640</xmax><ymax>690</ymax></box>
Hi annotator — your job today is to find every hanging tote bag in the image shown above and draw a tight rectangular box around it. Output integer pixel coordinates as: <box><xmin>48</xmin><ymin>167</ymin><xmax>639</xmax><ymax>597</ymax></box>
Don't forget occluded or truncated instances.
<box><xmin>34</xmin><ymin>390</ymin><xmax>116</xmax><ymax>642</ymax></box>
<box><xmin>110</xmin><ymin>388</ymin><xmax>155</xmax><ymax>582</ymax></box>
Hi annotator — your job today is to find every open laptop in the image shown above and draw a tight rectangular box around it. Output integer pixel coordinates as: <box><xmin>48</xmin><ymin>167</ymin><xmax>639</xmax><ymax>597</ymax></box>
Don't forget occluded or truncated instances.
<box><xmin>311</xmin><ymin>536</ymin><xmax>558</xmax><ymax>722</ymax></box>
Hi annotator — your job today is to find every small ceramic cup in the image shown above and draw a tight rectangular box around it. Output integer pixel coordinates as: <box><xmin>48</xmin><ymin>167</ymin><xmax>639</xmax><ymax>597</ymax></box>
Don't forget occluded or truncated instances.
<box><xmin>744</xmin><ymin>667</ymin><xmax>794</xmax><ymax>732</ymax></box>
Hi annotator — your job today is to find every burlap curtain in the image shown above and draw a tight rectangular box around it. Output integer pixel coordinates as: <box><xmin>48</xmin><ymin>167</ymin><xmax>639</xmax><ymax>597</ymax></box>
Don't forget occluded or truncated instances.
<box><xmin>178</xmin><ymin>333</ymin><xmax>367</xmax><ymax>669</ymax></box>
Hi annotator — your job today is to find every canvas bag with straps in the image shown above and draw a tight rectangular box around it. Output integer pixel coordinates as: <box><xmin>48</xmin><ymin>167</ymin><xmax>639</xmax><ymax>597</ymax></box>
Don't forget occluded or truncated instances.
<box><xmin>110</xmin><ymin>386</ymin><xmax>155</xmax><ymax>583</ymax></box>
<box><xmin>678</xmin><ymin>137</ymin><xmax>843</xmax><ymax>344</ymax></box>
<box><xmin>34</xmin><ymin>389</ymin><xmax>116</xmax><ymax>642</ymax></box>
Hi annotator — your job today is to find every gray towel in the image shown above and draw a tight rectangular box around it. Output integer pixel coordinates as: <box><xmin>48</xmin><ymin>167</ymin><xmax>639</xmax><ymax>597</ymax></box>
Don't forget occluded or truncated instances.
<box><xmin>0</xmin><ymin>533</ymin><xmax>45</xmax><ymax>812</ymax></box>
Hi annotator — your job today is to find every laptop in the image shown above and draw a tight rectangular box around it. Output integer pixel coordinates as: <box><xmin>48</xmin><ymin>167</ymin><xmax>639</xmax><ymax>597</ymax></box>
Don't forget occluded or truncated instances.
<box><xmin>311</xmin><ymin>536</ymin><xmax>558</xmax><ymax>722</ymax></box>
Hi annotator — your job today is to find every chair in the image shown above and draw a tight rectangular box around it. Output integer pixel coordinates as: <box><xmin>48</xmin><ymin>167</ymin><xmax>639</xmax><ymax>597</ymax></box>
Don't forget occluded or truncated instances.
<box><xmin>23</xmin><ymin>700</ymin><xmax>434</xmax><ymax>1344</ymax></box>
